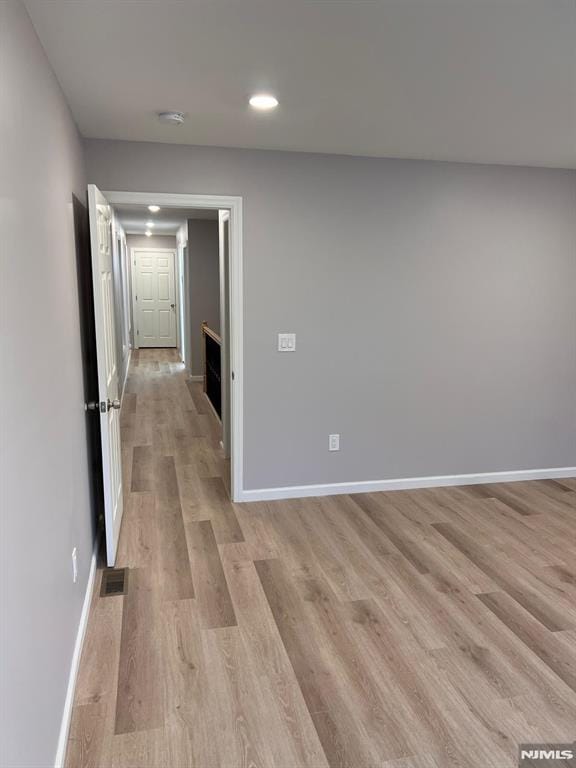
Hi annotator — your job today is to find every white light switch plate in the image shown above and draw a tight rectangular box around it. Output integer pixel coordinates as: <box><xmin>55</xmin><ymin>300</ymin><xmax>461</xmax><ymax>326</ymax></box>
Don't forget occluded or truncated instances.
<box><xmin>329</xmin><ymin>434</ymin><xmax>340</xmax><ymax>451</ymax></box>
<box><xmin>278</xmin><ymin>333</ymin><xmax>296</xmax><ymax>351</ymax></box>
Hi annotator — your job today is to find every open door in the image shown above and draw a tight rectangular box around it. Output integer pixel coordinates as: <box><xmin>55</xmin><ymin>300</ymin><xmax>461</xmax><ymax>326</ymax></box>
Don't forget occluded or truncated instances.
<box><xmin>88</xmin><ymin>185</ymin><xmax>123</xmax><ymax>565</ymax></box>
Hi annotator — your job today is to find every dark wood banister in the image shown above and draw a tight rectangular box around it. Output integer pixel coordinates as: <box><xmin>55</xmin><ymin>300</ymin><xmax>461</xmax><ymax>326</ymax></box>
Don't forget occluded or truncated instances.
<box><xmin>201</xmin><ymin>320</ymin><xmax>222</xmax><ymax>345</ymax></box>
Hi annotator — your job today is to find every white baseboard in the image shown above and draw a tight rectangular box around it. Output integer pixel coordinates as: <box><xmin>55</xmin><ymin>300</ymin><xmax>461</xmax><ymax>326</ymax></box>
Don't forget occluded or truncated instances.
<box><xmin>189</xmin><ymin>374</ymin><xmax>203</xmax><ymax>382</ymax></box>
<box><xmin>54</xmin><ymin>536</ymin><xmax>100</xmax><ymax>768</ymax></box>
<box><xmin>237</xmin><ymin>466</ymin><xmax>576</xmax><ymax>503</ymax></box>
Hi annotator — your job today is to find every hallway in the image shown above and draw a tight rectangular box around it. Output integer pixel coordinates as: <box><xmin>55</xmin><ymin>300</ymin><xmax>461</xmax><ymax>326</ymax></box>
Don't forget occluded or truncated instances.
<box><xmin>66</xmin><ymin>350</ymin><xmax>576</xmax><ymax>768</ymax></box>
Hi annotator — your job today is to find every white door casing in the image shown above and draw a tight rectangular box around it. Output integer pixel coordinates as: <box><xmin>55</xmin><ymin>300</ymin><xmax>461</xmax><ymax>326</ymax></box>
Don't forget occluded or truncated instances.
<box><xmin>87</xmin><ymin>185</ymin><xmax>124</xmax><ymax>566</ymax></box>
<box><xmin>219</xmin><ymin>210</ymin><xmax>231</xmax><ymax>458</ymax></box>
<box><xmin>132</xmin><ymin>248</ymin><xmax>177</xmax><ymax>348</ymax></box>
<box><xmin>176</xmin><ymin>225</ymin><xmax>188</xmax><ymax>367</ymax></box>
<box><xmin>104</xmin><ymin>191</ymin><xmax>243</xmax><ymax>503</ymax></box>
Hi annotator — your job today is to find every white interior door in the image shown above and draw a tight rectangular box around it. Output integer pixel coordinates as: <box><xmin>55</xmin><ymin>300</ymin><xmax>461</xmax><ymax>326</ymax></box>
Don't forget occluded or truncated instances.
<box><xmin>88</xmin><ymin>185</ymin><xmax>124</xmax><ymax>566</ymax></box>
<box><xmin>133</xmin><ymin>249</ymin><xmax>177</xmax><ymax>348</ymax></box>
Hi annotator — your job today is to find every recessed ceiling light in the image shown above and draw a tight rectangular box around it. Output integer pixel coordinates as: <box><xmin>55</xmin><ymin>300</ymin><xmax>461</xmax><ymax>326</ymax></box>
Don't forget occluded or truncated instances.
<box><xmin>157</xmin><ymin>111</ymin><xmax>185</xmax><ymax>126</ymax></box>
<box><xmin>249</xmin><ymin>94</ymin><xmax>279</xmax><ymax>110</ymax></box>
<box><xmin>145</xmin><ymin>230</ymin><xmax>152</xmax><ymax>237</ymax></box>
<box><xmin>148</xmin><ymin>205</ymin><xmax>160</xmax><ymax>213</ymax></box>
<box><xmin>146</xmin><ymin>221</ymin><xmax>155</xmax><ymax>227</ymax></box>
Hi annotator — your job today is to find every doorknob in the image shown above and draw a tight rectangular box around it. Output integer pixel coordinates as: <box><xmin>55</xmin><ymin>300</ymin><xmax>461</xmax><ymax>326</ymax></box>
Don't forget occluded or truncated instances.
<box><xmin>170</xmin><ymin>303</ymin><xmax>175</xmax><ymax>309</ymax></box>
<box><xmin>87</xmin><ymin>400</ymin><xmax>120</xmax><ymax>412</ymax></box>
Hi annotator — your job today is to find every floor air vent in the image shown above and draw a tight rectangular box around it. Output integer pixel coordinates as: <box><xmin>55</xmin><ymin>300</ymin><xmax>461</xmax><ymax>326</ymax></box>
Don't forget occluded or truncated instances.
<box><xmin>100</xmin><ymin>568</ymin><xmax>128</xmax><ymax>597</ymax></box>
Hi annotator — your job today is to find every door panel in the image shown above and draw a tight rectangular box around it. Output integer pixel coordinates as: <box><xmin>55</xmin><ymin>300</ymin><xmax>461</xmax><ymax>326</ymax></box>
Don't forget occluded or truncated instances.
<box><xmin>88</xmin><ymin>184</ymin><xmax>124</xmax><ymax>566</ymax></box>
<box><xmin>142</xmin><ymin>310</ymin><xmax>155</xmax><ymax>339</ymax></box>
<box><xmin>141</xmin><ymin>273</ymin><xmax>154</xmax><ymax>298</ymax></box>
<box><xmin>158</xmin><ymin>273</ymin><xmax>170</xmax><ymax>300</ymax></box>
<box><xmin>158</xmin><ymin>310</ymin><xmax>172</xmax><ymax>338</ymax></box>
<box><xmin>134</xmin><ymin>249</ymin><xmax>177</xmax><ymax>347</ymax></box>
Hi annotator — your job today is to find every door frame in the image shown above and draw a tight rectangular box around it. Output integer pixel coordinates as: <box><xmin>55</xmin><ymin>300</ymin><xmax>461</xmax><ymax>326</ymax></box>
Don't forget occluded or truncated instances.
<box><xmin>105</xmin><ymin>190</ymin><xmax>244</xmax><ymax>502</ymax></box>
<box><xmin>219</xmin><ymin>210</ymin><xmax>231</xmax><ymax>459</ymax></box>
<box><xmin>130</xmin><ymin>246</ymin><xmax>179</xmax><ymax>350</ymax></box>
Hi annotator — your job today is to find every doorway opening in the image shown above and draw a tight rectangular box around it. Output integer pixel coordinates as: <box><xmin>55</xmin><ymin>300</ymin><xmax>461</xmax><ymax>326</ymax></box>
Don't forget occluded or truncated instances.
<box><xmin>88</xmin><ymin>187</ymin><xmax>243</xmax><ymax>565</ymax></box>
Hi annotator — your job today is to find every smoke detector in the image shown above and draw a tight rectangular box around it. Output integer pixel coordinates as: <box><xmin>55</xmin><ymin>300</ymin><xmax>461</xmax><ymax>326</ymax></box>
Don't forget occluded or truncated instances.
<box><xmin>157</xmin><ymin>111</ymin><xmax>185</xmax><ymax>126</ymax></box>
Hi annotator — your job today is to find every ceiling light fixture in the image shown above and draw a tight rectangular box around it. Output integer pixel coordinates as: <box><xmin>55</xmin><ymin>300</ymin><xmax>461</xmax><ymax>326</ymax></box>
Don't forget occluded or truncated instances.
<box><xmin>148</xmin><ymin>205</ymin><xmax>160</xmax><ymax>213</ymax></box>
<box><xmin>145</xmin><ymin>230</ymin><xmax>152</xmax><ymax>237</ymax></box>
<box><xmin>157</xmin><ymin>111</ymin><xmax>185</xmax><ymax>126</ymax></box>
<box><xmin>146</xmin><ymin>221</ymin><xmax>155</xmax><ymax>227</ymax></box>
<box><xmin>249</xmin><ymin>94</ymin><xmax>279</xmax><ymax>110</ymax></box>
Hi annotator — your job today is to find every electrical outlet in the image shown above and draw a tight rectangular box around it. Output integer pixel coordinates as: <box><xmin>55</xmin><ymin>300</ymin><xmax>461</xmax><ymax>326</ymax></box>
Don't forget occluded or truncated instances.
<box><xmin>72</xmin><ymin>548</ymin><xmax>78</xmax><ymax>583</ymax></box>
<box><xmin>329</xmin><ymin>434</ymin><xmax>340</xmax><ymax>451</ymax></box>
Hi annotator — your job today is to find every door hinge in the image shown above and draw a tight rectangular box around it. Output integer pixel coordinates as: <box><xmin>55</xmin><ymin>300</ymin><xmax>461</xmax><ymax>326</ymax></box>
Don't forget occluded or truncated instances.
<box><xmin>137</xmin><ymin>330</ymin><xmax>139</xmax><ymax>335</ymax></box>
<box><xmin>231</xmin><ymin>371</ymin><xmax>235</xmax><ymax>381</ymax></box>
<box><xmin>135</xmin><ymin>295</ymin><xmax>138</xmax><ymax>300</ymax></box>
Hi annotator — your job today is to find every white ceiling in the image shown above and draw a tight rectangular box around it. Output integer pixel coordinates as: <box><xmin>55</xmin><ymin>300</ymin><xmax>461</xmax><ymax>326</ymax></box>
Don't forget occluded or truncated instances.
<box><xmin>24</xmin><ymin>0</ymin><xmax>576</xmax><ymax>168</ymax></box>
<box><xmin>115</xmin><ymin>205</ymin><xmax>217</xmax><ymax>235</ymax></box>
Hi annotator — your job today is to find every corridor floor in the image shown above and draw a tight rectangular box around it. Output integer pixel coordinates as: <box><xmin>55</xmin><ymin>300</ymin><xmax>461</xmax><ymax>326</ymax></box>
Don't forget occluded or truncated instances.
<box><xmin>66</xmin><ymin>348</ymin><xmax>576</xmax><ymax>768</ymax></box>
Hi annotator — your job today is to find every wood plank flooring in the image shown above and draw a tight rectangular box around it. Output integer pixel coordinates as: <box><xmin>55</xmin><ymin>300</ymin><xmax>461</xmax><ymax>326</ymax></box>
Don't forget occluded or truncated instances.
<box><xmin>66</xmin><ymin>348</ymin><xmax>576</xmax><ymax>768</ymax></box>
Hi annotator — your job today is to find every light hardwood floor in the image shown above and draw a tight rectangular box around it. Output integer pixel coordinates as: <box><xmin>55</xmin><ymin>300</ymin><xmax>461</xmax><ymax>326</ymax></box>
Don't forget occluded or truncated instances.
<box><xmin>66</xmin><ymin>348</ymin><xmax>576</xmax><ymax>768</ymax></box>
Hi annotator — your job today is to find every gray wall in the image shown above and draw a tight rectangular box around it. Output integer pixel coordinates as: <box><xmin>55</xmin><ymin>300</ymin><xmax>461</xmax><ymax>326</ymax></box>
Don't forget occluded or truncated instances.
<box><xmin>84</xmin><ymin>140</ymin><xmax>576</xmax><ymax>491</ymax></box>
<box><xmin>126</xmin><ymin>233</ymin><xmax>177</xmax><ymax>251</ymax></box>
<box><xmin>188</xmin><ymin>219</ymin><xmax>220</xmax><ymax>376</ymax></box>
<box><xmin>0</xmin><ymin>3</ymin><xmax>95</xmax><ymax>766</ymax></box>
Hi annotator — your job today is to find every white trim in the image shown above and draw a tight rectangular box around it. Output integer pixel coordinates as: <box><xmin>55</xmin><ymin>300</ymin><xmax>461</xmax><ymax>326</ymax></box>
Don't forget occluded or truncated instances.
<box><xmin>129</xmin><ymin>246</ymin><xmax>138</xmax><ymax>349</ymax></box>
<box><xmin>203</xmin><ymin>390</ymin><xmax>222</xmax><ymax>424</ymax></box>
<box><xmin>54</xmin><ymin>538</ymin><xmax>99</xmax><ymax>768</ymax></box>
<box><xmin>123</xmin><ymin>229</ymin><xmax>182</xmax><ymax>236</ymax></box>
<box><xmin>218</xmin><ymin>210</ymin><xmax>231</xmax><ymax>459</ymax></box>
<box><xmin>176</xmin><ymin>224</ymin><xmax>188</xmax><ymax>365</ymax></box>
<box><xmin>104</xmin><ymin>191</ymin><xmax>244</xmax><ymax>502</ymax></box>
<box><xmin>189</xmin><ymin>374</ymin><xmax>204</xmax><ymax>382</ymax></box>
<box><xmin>120</xmin><ymin>348</ymin><xmax>132</xmax><ymax>400</ymax></box>
<box><xmin>237</xmin><ymin>467</ymin><xmax>576</xmax><ymax>503</ymax></box>
<box><xmin>129</xmin><ymin>247</ymin><xmax>178</xmax><ymax>351</ymax></box>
